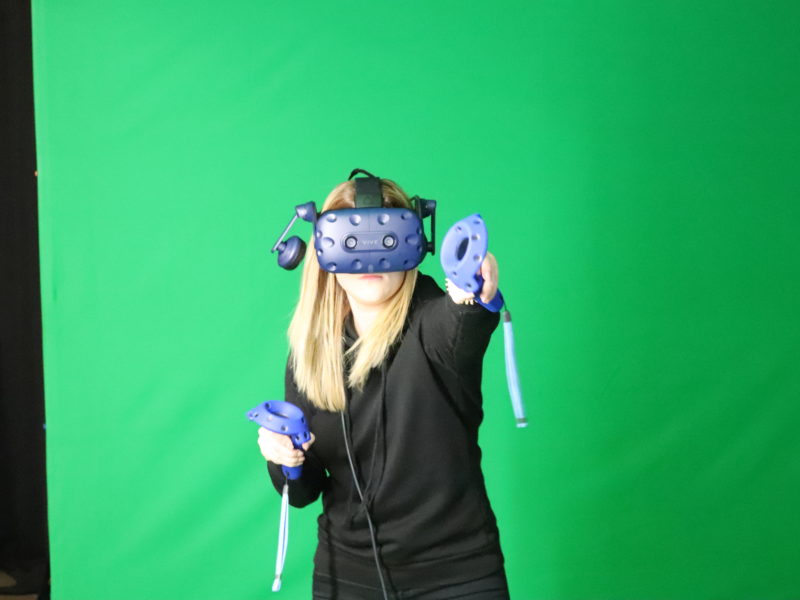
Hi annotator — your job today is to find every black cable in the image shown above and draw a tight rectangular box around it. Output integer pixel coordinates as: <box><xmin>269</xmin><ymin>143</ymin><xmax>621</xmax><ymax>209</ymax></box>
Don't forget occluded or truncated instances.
<box><xmin>340</xmin><ymin>409</ymin><xmax>391</xmax><ymax>600</ymax></box>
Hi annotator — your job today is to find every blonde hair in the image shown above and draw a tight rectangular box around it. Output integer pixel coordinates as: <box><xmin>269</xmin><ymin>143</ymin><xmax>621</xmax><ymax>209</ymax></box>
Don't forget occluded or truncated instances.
<box><xmin>287</xmin><ymin>178</ymin><xmax>418</xmax><ymax>412</ymax></box>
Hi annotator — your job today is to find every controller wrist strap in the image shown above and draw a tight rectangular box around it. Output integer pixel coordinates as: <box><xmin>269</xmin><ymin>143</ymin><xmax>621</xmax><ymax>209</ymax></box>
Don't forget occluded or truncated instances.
<box><xmin>272</xmin><ymin>482</ymin><xmax>290</xmax><ymax>592</ymax></box>
<box><xmin>502</xmin><ymin>310</ymin><xmax>527</xmax><ymax>427</ymax></box>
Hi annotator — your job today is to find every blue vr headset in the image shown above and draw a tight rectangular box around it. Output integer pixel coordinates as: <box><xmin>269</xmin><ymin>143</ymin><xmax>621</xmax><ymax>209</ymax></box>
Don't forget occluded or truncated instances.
<box><xmin>271</xmin><ymin>169</ymin><xmax>437</xmax><ymax>273</ymax></box>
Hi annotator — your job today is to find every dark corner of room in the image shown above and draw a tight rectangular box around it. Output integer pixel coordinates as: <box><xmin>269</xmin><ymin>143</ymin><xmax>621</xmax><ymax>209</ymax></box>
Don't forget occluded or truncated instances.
<box><xmin>1</xmin><ymin>0</ymin><xmax>50</xmax><ymax>598</ymax></box>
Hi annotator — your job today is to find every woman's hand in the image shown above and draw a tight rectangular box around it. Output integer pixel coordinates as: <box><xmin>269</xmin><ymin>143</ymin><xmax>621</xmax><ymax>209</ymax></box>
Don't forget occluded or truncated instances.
<box><xmin>446</xmin><ymin>251</ymin><xmax>500</xmax><ymax>304</ymax></box>
<box><xmin>258</xmin><ymin>427</ymin><xmax>316</xmax><ymax>467</ymax></box>
<box><xmin>478</xmin><ymin>251</ymin><xmax>499</xmax><ymax>305</ymax></box>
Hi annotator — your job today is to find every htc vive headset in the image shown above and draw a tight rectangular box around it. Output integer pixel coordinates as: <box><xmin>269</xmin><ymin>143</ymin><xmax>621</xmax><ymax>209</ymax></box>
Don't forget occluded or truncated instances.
<box><xmin>271</xmin><ymin>169</ymin><xmax>436</xmax><ymax>273</ymax></box>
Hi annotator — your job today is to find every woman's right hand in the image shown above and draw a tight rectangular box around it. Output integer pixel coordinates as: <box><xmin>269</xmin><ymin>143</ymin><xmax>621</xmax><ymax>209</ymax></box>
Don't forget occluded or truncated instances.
<box><xmin>257</xmin><ymin>427</ymin><xmax>316</xmax><ymax>467</ymax></box>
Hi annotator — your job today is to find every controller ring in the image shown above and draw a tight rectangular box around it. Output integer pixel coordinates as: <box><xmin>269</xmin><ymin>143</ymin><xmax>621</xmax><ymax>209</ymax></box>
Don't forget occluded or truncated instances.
<box><xmin>440</xmin><ymin>215</ymin><xmax>488</xmax><ymax>292</ymax></box>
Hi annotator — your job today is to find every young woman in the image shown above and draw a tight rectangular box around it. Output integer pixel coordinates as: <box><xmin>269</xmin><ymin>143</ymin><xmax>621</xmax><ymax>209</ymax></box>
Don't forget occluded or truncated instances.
<box><xmin>258</xmin><ymin>176</ymin><xmax>510</xmax><ymax>599</ymax></box>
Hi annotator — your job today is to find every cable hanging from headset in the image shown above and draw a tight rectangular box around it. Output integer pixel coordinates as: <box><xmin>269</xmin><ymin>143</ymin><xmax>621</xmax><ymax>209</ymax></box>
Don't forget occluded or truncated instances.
<box><xmin>340</xmin><ymin>409</ymin><xmax>391</xmax><ymax>600</ymax></box>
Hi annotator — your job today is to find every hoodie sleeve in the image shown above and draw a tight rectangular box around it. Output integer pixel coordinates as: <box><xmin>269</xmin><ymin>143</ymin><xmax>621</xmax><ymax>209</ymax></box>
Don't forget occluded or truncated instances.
<box><xmin>415</xmin><ymin>275</ymin><xmax>501</xmax><ymax>378</ymax></box>
<box><xmin>266</xmin><ymin>359</ymin><xmax>329</xmax><ymax>508</ymax></box>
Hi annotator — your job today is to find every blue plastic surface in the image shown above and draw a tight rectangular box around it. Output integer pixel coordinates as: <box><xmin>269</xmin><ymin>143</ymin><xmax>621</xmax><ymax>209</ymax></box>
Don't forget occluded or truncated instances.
<box><xmin>314</xmin><ymin>207</ymin><xmax>427</xmax><ymax>273</ymax></box>
<box><xmin>246</xmin><ymin>401</ymin><xmax>311</xmax><ymax>480</ymax></box>
<box><xmin>440</xmin><ymin>214</ymin><xmax>505</xmax><ymax>312</ymax></box>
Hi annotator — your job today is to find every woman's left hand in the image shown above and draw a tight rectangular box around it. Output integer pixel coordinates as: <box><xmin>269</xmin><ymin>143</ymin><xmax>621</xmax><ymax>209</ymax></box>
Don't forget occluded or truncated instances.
<box><xmin>478</xmin><ymin>251</ymin><xmax>499</xmax><ymax>304</ymax></box>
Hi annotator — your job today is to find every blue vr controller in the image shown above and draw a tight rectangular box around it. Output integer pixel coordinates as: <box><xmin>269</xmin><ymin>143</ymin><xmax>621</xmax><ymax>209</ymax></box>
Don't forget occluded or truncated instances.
<box><xmin>246</xmin><ymin>401</ymin><xmax>311</xmax><ymax>480</ymax></box>
<box><xmin>440</xmin><ymin>214</ymin><xmax>505</xmax><ymax>312</ymax></box>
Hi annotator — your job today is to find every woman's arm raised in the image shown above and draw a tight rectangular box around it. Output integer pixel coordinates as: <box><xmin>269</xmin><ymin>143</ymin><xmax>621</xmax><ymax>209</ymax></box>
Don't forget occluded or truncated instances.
<box><xmin>417</xmin><ymin>252</ymin><xmax>502</xmax><ymax>377</ymax></box>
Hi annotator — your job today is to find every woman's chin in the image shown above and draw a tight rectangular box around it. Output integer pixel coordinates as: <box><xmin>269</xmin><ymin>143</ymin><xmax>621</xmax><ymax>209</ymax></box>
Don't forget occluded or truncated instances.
<box><xmin>352</xmin><ymin>292</ymin><xmax>392</xmax><ymax>307</ymax></box>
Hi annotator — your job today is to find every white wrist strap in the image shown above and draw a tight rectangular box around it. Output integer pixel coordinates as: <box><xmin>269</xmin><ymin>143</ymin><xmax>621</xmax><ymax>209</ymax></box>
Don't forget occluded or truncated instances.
<box><xmin>272</xmin><ymin>482</ymin><xmax>290</xmax><ymax>592</ymax></box>
<box><xmin>503</xmin><ymin>310</ymin><xmax>527</xmax><ymax>428</ymax></box>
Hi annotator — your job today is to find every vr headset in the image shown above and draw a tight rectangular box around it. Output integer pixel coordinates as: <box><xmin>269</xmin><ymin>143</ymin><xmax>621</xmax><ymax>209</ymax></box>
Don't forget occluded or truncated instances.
<box><xmin>271</xmin><ymin>169</ymin><xmax>437</xmax><ymax>273</ymax></box>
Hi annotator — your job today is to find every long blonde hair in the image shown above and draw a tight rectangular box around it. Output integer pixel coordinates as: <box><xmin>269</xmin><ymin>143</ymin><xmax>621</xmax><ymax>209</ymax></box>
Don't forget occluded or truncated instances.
<box><xmin>287</xmin><ymin>178</ymin><xmax>418</xmax><ymax>412</ymax></box>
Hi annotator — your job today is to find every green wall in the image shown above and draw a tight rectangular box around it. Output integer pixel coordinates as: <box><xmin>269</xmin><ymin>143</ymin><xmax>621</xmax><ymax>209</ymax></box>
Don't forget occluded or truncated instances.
<box><xmin>31</xmin><ymin>1</ymin><xmax>799</xmax><ymax>598</ymax></box>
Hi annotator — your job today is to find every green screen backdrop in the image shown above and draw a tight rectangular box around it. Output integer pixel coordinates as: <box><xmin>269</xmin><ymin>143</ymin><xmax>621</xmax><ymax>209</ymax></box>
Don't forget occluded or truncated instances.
<box><xmin>31</xmin><ymin>1</ymin><xmax>799</xmax><ymax>598</ymax></box>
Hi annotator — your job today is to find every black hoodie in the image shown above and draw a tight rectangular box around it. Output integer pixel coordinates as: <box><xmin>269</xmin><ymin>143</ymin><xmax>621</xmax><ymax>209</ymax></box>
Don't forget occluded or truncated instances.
<box><xmin>267</xmin><ymin>273</ymin><xmax>504</xmax><ymax>589</ymax></box>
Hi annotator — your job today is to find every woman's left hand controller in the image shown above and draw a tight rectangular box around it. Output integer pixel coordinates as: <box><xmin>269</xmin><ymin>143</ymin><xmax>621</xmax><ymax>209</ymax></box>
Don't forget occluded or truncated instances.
<box><xmin>441</xmin><ymin>214</ymin><xmax>505</xmax><ymax>313</ymax></box>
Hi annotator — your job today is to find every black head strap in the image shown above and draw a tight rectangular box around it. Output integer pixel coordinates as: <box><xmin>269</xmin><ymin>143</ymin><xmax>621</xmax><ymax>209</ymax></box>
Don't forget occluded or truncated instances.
<box><xmin>348</xmin><ymin>168</ymin><xmax>382</xmax><ymax>208</ymax></box>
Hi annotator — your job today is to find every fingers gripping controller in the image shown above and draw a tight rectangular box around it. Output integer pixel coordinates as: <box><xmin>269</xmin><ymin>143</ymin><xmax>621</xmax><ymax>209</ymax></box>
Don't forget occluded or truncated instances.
<box><xmin>440</xmin><ymin>214</ymin><xmax>505</xmax><ymax>312</ymax></box>
<box><xmin>247</xmin><ymin>401</ymin><xmax>311</xmax><ymax>480</ymax></box>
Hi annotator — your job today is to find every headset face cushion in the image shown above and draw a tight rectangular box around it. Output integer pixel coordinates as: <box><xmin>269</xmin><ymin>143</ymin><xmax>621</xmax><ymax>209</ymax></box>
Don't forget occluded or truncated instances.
<box><xmin>314</xmin><ymin>207</ymin><xmax>426</xmax><ymax>273</ymax></box>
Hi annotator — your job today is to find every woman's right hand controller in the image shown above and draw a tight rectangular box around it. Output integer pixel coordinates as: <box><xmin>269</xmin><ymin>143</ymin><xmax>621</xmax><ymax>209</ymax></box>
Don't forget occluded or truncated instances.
<box><xmin>258</xmin><ymin>427</ymin><xmax>316</xmax><ymax>468</ymax></box>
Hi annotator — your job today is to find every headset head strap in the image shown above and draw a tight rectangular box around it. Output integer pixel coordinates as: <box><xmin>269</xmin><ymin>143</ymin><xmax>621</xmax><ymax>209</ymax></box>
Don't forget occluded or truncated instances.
<box><xmin>348</xmin><ymin>168</ymin><xmax>382</xmax><ymax>208</ymax></box>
